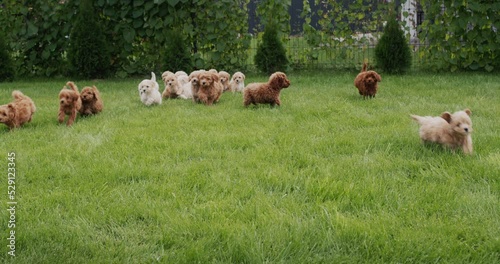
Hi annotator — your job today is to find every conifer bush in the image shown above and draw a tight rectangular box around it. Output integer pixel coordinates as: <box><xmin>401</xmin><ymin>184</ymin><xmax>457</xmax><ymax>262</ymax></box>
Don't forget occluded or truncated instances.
<box><xmin>162</xmin><ymin>30</ymin><xmax>193</xmax><ymax>72</ymax></box>
<box><xmin>0</xmin><ymin>30</ymin><xmax>15</xmax><ymax>82</ymax></box>
<box><xmin>67</xmin><ymin>0</ymin><xmax>111</xmax><ymax>79</ymax></box>
<box><xmin>375</xmin><ymin>14</ymin><xmax>412</xmax><ymax>74</ymax></box>
<box><xmin>254</xmin><ymin>23</ymin><xmax>289</xmax><ymax>74</ymax></box>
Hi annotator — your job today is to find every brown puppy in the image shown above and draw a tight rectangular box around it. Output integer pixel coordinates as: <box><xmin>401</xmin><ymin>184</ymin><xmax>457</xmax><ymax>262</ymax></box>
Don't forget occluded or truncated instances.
<box><xmin>79</xmin><ymin>85</ymin><xmax>103</xmax><ymax>116</ymax></box>
<box><xmin>0</xmin><ymin>91</ymin><xmax>36</xmax><ymax>130</ymax></box>
<box><xmin>354</xmin><ymin>62</ymin><xmax>382</xmax><ymax>98</ymax></box>
<box><xmin>58</xmin><ymin>81</ymin><xmax>82</xmax><ymax>126</ymax></box>
<box><xmin>189</xmin><ymin>70</ymin><xmax>203</xmax><ymax>103</ymax></box>
<box><xmin>243</xmin><ymin>72</ymin><xmax>290</xmax><ymax>107</ymax></box>
<box><xmin>218</xmin><ymin>71</ymin><xmax>231</xmax><ymax>92</ymax></box>
<box><xmin>411</xmin><ymin>109</ymin><xmax>473</xmax><ymax>154</ymax></box>
<box><xmin>197</xmin><ymin>71</ymin><xmax>222</xmax><ymax>106</ymax></box>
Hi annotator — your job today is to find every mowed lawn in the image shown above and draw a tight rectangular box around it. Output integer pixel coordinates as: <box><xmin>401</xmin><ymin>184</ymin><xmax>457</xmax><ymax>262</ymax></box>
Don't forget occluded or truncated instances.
<box><xmin>1</xmin><ymin>72</ymin><xmax>499</xmax><ymax>263</ymax></box>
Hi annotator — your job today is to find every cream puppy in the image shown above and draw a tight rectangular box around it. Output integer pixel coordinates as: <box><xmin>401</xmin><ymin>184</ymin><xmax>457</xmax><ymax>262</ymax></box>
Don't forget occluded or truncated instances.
<box><xmin>218</xmin><ymin>71</ymin><xmax>231</xmax><ymax>92</ymax></box>
<box><xmin>229</xmin><ymin>71</ymin><xmax>246</xmax><ymax>93</ymax></box>
<box><xmin>138</xmin><ymin>72</ymin><xmax>162</xmax><ymax>106</ymax></box>
<box><xmin>411</xmin><ymin>109</ymin><xmax>473</xmax><ymax>154</ymax></box>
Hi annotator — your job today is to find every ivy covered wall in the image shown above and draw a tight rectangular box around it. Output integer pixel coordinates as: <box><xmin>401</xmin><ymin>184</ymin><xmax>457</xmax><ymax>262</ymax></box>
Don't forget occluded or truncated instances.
<box><xmin>0</xmin><ymin>0</ymin><xmax>498</xmax><ymax>77</ymax></box>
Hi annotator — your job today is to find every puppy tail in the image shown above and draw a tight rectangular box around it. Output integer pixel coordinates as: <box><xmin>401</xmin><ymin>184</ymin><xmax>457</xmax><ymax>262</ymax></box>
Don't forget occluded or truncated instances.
<box><xmin>12</xmin><ymin>90</ymin><xmax>26</xmax><ymax>100</ymax></box>
<box><xmin>410</xmin><ymin>114</ymin><xmax>423</xmax><ymax>124</ymax></box>
<box><xmin>361</xmin><ymin>62</ymin><xmax>368</xmax><ymax>72</ymax></box>
<box><xmin>66</xmin><ymin>81</ymin><xmax>79</xmax><ymax>93</ymax></box>
<box><xmin>151</xmin><ymin>72</ymin><xmax>156</xmax><ymax>82</ymax></box>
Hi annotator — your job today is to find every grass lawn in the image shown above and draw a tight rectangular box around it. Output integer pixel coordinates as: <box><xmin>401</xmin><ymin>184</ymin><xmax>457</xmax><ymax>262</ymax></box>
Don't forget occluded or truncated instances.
<box><xmin>1</xmin><ymin>72</ymin><xmax>499</xmax><ymax>263</ymax></box>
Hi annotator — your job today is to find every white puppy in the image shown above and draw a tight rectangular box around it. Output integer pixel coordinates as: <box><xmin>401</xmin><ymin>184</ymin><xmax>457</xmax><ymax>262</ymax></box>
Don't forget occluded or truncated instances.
<box><xmin>178</xmin><ymin>81</ymin><xmax>193</xmax><ymax>99</ymax></box>
<box><xmin>229</xmin><ymin>71</ymin><xmax>246</xmax><ymax>93</ymax></box>
<box><xmin>138</xmin><ymin>72</ymin><xmax>162</xmax><ymax>106</ymax></box>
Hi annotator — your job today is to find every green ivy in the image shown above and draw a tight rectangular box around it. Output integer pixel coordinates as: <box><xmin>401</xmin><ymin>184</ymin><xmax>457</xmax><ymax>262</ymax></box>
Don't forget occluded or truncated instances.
<box><xmin>300</xmin><ymin>0</ymin><xmax>389</xmax><ymax>69</ymax></box>
<box><xmin>0</xmin><ymin>0</ymin><xmax>250</xmax><ymax>77</ymax></box>
<box><xmin>418</xmin><ymin>0</ymin><xmax>499</xmax><ymax>72</ymax></box>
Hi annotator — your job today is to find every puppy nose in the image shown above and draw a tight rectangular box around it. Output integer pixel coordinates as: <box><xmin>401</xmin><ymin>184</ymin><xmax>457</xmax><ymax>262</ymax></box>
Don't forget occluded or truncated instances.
<box><xmin>464</xmin><ymin>128</ymin><xmax>469</xmax><ymax>132</ymax></box>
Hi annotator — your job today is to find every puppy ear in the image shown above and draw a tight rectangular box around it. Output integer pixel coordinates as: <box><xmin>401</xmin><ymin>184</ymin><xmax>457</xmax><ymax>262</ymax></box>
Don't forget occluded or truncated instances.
<box><xmin>464</xmin><ymin>108</ymin><xmax>471</xmax><ymax>116</ymax></box>
<box><xmin>441</xmin><ymin>112</ymin><xmax>452</xmax><ymax>123</ymax></box>
<box><xmin>212</xmin><ymin>72</ymin><xmax>219</xmax><ymax>83</ymax></box>
<box><xmin>375</xmin><ymin>72</ymin><xmax>382</xmax><ymax>82</ymax></box>
<box><xmin>7</xmin><ymin>104</ymin><xmax>16</xmax><ymax>118</ymax></box>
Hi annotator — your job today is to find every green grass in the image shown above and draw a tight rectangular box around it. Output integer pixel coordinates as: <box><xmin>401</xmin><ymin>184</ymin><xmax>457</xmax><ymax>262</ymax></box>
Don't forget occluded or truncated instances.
<box><xmin>1</xmin><ymin>72</ymin><xmax>499</xmax><ymax>263</ymax></box>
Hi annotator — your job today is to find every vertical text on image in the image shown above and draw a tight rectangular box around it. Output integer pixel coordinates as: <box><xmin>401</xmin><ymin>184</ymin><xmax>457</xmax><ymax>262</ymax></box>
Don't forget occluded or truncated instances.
<box><xmin>7</xmin><ymin>151</ymin><xmax>16</xmax><ymax>257</ymax></box>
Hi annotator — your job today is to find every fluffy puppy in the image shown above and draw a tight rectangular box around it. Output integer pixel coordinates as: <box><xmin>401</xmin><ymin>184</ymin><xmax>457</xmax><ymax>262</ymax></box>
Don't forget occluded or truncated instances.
<box><xmin>138</xmin><ymin>72</ymin><xmax>162</xmax><ymax>106</ymax></box>
<box><xmin>218</xmin><ymin>71</ymin><xmax>231</xmax><ymax>92</ymax></box>
<box><xmin>58</xmin><ymin>81</ymin><xmax>82</xmax><ymax>126</ymax></box>
<box><xmin>243</xmin><ymin>72</ymin><xmax>290</xmax><ymax>107</ymax></box>
<box><xmin>79</xmin><ymin>85</ymin><xmax>103</xmax><ymax>116</ymax></box>
<box><xmin>162</xmin><ymin>71</ymin><xmax>182</xmax><ymax>99</ymax></box>
<box><xmin>175</xmin><ymin>71</ymin><xmax>189</xmax><ymax>87</ymax></box>
<box><xmin>354</xmin><ymin>62</ymin><xmax>381</xmax><ymax>98</ymax></box>
<box><xmin>0</xmin><ymin>91</ymin><xmax>36</xmax><ymax>130</ymax></box>
<box><xmin>411</xmin><ymin>109</ymin><xmax>473</xmax><ymax>154</ymax></box>
<box><xmin>229</xmin><ymin>71</ymin><xmax>246</xmax><ymax>93</ymax></box>
<box><xmin>189</xmin><ymin>70</ymin><xmax>204</xmax><ymax>103</ymax></box>
<box><xmin>197</xmin><ymin>71</ymin><xmax>223</xmax><ymax>106</ymax></box>
<box><xmin>175</xmin><ymin>71</ymin><xmax>188</xmax><ymax>78</ymax></box>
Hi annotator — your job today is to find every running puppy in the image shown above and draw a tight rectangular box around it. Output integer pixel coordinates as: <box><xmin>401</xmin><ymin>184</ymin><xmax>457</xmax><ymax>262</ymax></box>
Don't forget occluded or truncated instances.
<box><xmin>0</xmin><ymin>91</ymin><xmax>36</xmax><ymax>130</ymax></box>
<box><xmin>411</xmin><ymin>109</ymin><xmax>473</xmax><ymax>154</ymax></box>
<box><xmin>243</xmin><ymin>72</ymin><xmax>290</xmax><ymax>107</ymax></box>
<box><xmin>58</xmin><ymin>81</ymin><xmax>82</xmax><ymax>126</ymax></box>
<box><xmin>354</xmin><ymin>62</ymin><xmax>381</xmax><ymax>98</ymax></box>
<box><xmin>138</xmin><ymin>72</ymin><xmax>162</xmax><ymax>106</ymax></box>
<box><xmin>80</xmin><ymin>85</ymin><xmax>103</xmax><ymax>116</ymax></box>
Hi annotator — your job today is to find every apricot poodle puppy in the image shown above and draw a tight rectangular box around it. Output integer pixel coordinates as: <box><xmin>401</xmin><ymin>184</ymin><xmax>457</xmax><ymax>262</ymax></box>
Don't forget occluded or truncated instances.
<box><xmin>80</xmin><ymin>85</ymin><xmax>103</xmax><ymax>116</ymax></box>
<box><xmin>243</xmin><ymin>72</ymin><xmax>290</xmax><ymax>107</ymax></box>
<box><xmin>0</xmin><ymin>90</ymin><xmax>36</xmax><ymax>130</ymax></box>
<box><xmin>189</xmin><ymin>70</ymin><xmax>204</xmax><ymax>103</ymax></box>
<box><xmin>197</xmin><ymin>71</ymin><xmax>223</xmax><ymax>106</ymax></box>
<box><xmin>218</xmin><ymin>71</ymin><xmax>231</xmax><ymax>92</ymax></box>
<box><xmin>58</xmin><ymin>81</ymin><xmax>82</xmax><ymax>126</ymax></box>
<box><xmin>354</xmin><ymin>62</ymin><xmax>381</xmax><ymax>98</ymax></box>
<box><xmin>162</xmin><ymin>71</ymin><xmax>182</xmax><ymax>99</ymax></box>
<box><xmin>411</xmin><ymin>109</ymin><xmax>473</xmax><ymax>154</ymax></box>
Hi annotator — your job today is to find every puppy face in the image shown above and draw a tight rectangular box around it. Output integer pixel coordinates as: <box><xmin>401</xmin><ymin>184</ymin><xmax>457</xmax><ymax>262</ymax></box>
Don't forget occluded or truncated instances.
<box><xmin>199</xmin><ymin>72</ymin><xmax>218</xmax><ymax>87</ymax></box>
<box><xmin>364</xmin><ymin>71</ymin><xmax>381</xmax><ymax>85</ymax></box>
<box><xmin>162</xmin><ymin>71</ymin><xmax>174</xmax><ymax>82</ymax></box>
<box><xmin>269</xmin><ymin>72</ymin><xmax>290</xmax><ymax>89</ymax></box>
<box><xmin>189</xmin><ymin>71</ymin><xmax>202</xmax><ymax>86</ymax></box>
<box><xmin>0</xmin><ymin>104</ymin><xmax>15</xmax><ymax>124</ymax></box>
<box><xmin>59</xmin><ymin>89</ymin><xmax>79</xmax><ymax>107</ymax></box>
<box><xmin>441</xmin><ymin>109</ymin><xmax>472</xmax><ymax>136</ymax></box>
<box><xmin>138</xmin><ymin>80</ymin><xmax>156</xmax><ymax>95</ymax></box>
<box><xmin>219</xmin><ymin>71</ymin><xmax>230</xmax><ymax>84</ymax></box>
<box><xmin>232</xmin><ymin>72</ymin><xmax>245</xmax><ymax>84</ymax></box>
<box><xmin>80</xmin><ymin>86</ymin><xmax>96</xmax><ymax>102</ymax></box>
<box><xmin>163</xmin><ymin>73</ymin><xmax>177</xmax><ymax>88</ymax></box>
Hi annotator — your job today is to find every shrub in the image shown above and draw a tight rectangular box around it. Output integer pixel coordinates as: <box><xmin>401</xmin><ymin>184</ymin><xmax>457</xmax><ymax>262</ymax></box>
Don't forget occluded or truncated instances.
<box><xmin>254</xmin><ymin>23</ymin><xmax>289</xmax><ymax>74</ymax></box>
<box><xmin>67</xmin><ymin>0</ymin><xmax>111</xmax><ymax>79</ymax></box>
<box><xmin>0</xmin><ymin>30</ymin><xmax>15</xmax><ymax>82</ymax></box>
<box><xmin>161</xmin><ymin>30</ymin><xmax>193</xmax><ymax>72</ymax></box>
<box><xmin>375</xmin><ymin>14</ymin><xmax>412</xmax><ymax>74</ymax></box>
